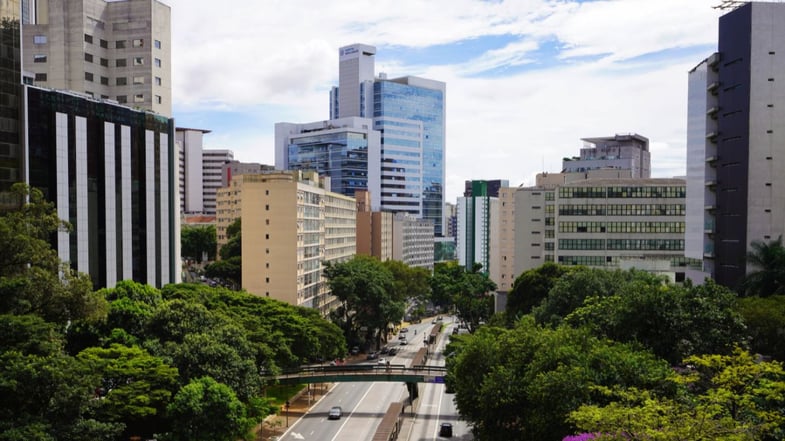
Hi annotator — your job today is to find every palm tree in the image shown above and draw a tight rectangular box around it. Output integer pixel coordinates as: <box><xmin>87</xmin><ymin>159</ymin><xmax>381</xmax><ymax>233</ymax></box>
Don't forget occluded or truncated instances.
<box><xmin>742</xmin><ymin>236</ymin><xmax>785</xmax><ymax>297</ymax></box>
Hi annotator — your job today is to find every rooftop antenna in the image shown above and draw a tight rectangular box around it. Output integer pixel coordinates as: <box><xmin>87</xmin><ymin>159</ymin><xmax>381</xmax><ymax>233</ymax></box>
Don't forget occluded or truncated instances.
<box><xmin>712</xmin><ymin>0</ymin><xmax>746</xmax><ymax>10</ymax></box>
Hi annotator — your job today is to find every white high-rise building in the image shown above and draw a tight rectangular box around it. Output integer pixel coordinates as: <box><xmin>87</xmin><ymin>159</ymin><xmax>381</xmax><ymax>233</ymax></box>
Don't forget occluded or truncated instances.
<box><xmin>176</xmin><ymin>127</ymin><xmax>233</xmax><ymax>216</ymax></box>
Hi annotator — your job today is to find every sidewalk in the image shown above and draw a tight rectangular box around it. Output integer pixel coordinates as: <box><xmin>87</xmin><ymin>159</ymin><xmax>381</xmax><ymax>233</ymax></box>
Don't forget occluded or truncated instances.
<box><xmin>256</xmin><ymin>382</ymin><xmax>332</xmax><ymax>441</ymax></box>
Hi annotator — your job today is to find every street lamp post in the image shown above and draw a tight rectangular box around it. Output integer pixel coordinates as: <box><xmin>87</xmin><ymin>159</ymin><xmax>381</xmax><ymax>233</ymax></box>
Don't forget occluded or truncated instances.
<box><xmin>284</xmin><ymin>401</ymin><xmax>290</xmax><ymax>427</ymax></box>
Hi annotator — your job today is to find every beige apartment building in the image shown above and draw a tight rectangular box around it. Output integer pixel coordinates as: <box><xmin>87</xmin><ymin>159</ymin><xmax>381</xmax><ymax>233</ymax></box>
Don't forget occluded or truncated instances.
<box><xmin>497</xmin><ymin>187</ymin><xmax>517</xmax><ymax>291</ymax></box>
<box><xmin>215</xmin><ymin>171</ymin><xmax>356</xmax><ymax>315</ymax></box>
<box><xmin>23</xmin><ymin>0</ymin><xmax>172</xmax><ymax>116</ymax></box>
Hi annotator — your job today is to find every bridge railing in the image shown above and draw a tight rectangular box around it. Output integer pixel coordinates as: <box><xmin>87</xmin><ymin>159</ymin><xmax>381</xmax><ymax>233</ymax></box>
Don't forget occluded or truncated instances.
<box><xmin>268</xmin><ymin>364</ymin><xmax>446</xmax><ymax>381</ymax></box>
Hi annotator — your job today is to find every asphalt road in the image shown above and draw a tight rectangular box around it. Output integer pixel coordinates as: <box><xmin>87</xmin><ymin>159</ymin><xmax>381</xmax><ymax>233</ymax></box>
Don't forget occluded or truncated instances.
<box><xmin>276</xmin><ymin>319</ymin><xmax>469</xmax><ymax>440</ymax></box>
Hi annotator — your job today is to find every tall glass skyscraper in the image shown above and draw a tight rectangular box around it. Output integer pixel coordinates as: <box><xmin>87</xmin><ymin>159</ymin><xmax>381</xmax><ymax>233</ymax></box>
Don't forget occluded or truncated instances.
<box><xmin>330</xmin><ymin>44</ymin><xmax>446</xmax><ymax>236</ymax></box>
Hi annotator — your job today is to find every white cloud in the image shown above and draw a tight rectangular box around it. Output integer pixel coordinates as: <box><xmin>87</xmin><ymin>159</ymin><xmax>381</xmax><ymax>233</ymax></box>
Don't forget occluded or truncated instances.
<box><xmin>166</xmin><ymin>0</ymin><xmax>724</xmax><ymax>203</ymax></box>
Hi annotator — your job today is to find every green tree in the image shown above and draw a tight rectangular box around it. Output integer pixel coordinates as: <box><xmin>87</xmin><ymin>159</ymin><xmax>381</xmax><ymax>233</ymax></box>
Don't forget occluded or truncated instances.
<box><xmin>165</xmin><ymin>377</ymin><xmax>255</xmax><ymax>441</ymax></box>
<box><xmin>325</xmin><ymin>255</ymin><xmax>401</xmax><ymax>349</ymax></box>
<box><xmin>742</xmin><ymin>236</ymin><xmax>785</xmax><ymax>297</ymax></box>
<box><xmin>204</xmin><ymin>256</ymin><xmax>241</xmax><ymax>288</ymax></box>
<box><xmin>383</xmin><ymin>259</ymin><xmax>431</xmax><ymax>303</ymax></box>
<box><xmin>446</xmin><ymin>317</ymin><xmax>673</xmax><ymax>441</ymax></box>
<box><xmin>533</xmin><ymin>267</ymin><xmax>665</xmax><ymax>327</ymax></box>
<box><xmin>220</xmin><ymin>219</ymin><xmax>241</xmax><ymax>260</ymax></box>
<box><xmin>506</xmin><ymin>262</ymin><xmax>569</xmax><ymax>324</ymax></box>
<box><xmin>453</xmin><ymin>263</ymin><xmax>496</xmax><ymax>333</ymax></box>
<box><xmin>565</xmin><ymin>278</ymin><xmax>747</xmax><ymax>364</ymax></box>
<box><xmin>0</xmin><ymin>183</ymin><xmax>107</xmax><ymax>325</ymax></box>
<box><xmin>181</xmin><ymin>225</ymin><xmax>217</xmax><ymax>263</ymax></box>
<box><xmin>0</xmin><ymin>315</ymin><xmax>123</xmax><ymax>441</ymax></box>
<box><xmin>736</xmin><ymin>294</ymin><xmax>785</xmax><ymax>361</ymax></box>
<box><xmin>77</xmin><ymin>344</ymin><xmax>179</xmax><ymax>438</ymax></box>
<box><xmin>569</xmin><ymin>348</ymin><xmax>785</xmax><ymax>441</ymax></box>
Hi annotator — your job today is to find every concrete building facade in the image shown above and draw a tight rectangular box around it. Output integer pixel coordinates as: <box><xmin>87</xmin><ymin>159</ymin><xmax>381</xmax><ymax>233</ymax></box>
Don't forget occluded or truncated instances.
<box><xmin>216</xmin><ymin>171</ymin><xmax>356</xmax><ymax>315</ymax></box>
<box><xmin>355</xmin><ymin>190</ymin><xmax>393</xmax><ymax>261</ymax></box>
<box><xmin>686</xmin><ymin>2</ymin><xmax>785</xmax><ymax>289</ymax></box>
<box><xmin>514</xmin><ymin>178</ymin><xmax>698</xmax><ymax>281</ymax></box>
<box><xmin>497</xmin><ymin>186</ymin><xmax>517</xmax><ymax>292</ymax></box>
<box><xmin>392</xmin><ymin>213</ymin><xmax>434</xmax><ymax>270</ymax></box>
<box><xmin>23</xmin><ymin>0</ymin><xmax>172</xmax><ymax>116</ymax></box>
<box><xmin>562</xmin><ymin>134</ymin><xmax>650</xmax><ymax>178</ymax></box>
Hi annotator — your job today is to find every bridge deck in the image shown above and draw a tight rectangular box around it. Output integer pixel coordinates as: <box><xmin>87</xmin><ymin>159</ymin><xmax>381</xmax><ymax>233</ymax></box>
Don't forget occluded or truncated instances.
<box><xmin>267</xmin><ymin>364</ymin><xmax>447</xmax><ymax>385</ymax></box>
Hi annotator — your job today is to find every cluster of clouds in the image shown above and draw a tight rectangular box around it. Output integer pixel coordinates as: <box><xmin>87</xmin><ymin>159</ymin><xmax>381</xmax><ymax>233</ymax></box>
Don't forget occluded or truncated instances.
<box><xmin>168</xmin><ymin>0</ymin><xmax>724</xmax><ymax>202</ymax></box>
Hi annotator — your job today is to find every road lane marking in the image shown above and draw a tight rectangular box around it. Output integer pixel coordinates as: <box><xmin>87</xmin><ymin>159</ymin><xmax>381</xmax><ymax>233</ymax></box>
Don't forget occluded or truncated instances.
<box><xmin>328</xmin><ymin>383</ymin><xmax>376</xmax><ymax>441</ymax></box>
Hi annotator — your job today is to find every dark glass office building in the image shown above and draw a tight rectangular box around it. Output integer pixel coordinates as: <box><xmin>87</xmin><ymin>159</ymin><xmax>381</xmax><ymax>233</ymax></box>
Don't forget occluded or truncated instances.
<box><xmin>25</xmin><ymin>86</ymin><xmax>176</xmax><ymax>288</ymax></box>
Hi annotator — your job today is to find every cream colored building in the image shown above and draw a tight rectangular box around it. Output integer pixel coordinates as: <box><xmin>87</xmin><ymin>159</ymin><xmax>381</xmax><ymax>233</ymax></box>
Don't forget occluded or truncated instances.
<box><xmin>215</xmin><ymin>171</ymin><xmax>356</xmax><ymax>315</ymax></box>
<box><xmin>513</xmin><ymin>177</ymin><xmax>699</xmax><ymax>281</ymax></box>
<box><xmin>23</xmin><ymin>0</ymin><xmax>172</xmax><ymax>116</ymax></box>
<box><xmin>497</xmin><ymin>186</ymin><xmax>517</xmax><ymax>291</ymax></box>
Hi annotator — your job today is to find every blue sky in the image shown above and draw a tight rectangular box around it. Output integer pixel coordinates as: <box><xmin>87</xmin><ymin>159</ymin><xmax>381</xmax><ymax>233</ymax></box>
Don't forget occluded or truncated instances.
<box><xmin>167</xmin><ymin>0</ymin><xmax>723</xmax><ymax>203</ymax></box>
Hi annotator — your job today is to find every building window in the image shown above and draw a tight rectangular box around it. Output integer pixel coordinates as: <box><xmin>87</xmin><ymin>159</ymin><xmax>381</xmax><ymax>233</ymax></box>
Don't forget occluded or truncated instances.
<box><xmin>133</xmin><ymin>57</ymin><xmax>144</xmax><ymax>65</ymax></box>
<box><xmin>33</xmin><ymin>54</ymin><xmax>46</xmax><ymax>63</ymax></box>
<box><xmin>100</xmin><ymin>76</ymin><xmax>109</xmax><ymax>85</ymax></box>
<box><xmin>33</xmin><ymin>35</ymin><xmax>47</xmax><ymax>44</ymax></box>
<box><xmin>155</xmin><ymin>76</ymin><xmax>161</xmax><ymax>86</ymax></box>
<box><xmin>116</xmin><ymin>77</ymin><xmax>127</xmax><ymax>86</ymax></box>
<box><xmin>133</xmin><ymin>76</ymin><xmax>144</xmax><ymax>84</ymax></box>
<box><xmin>134</xmin><ymin>94</ymin><xmax>144</xmax><ymax>102</ymax></box>
<box><xmin>85</xmin><ymin>53</ymin><xmax>93</xmax><ymax>63</ymax></box>
<box><xmin>100</xmin><ymin>39</ymin><xmax>108</xmax><ymax>48</ymax></box>
<box><xmin>84</xmin><ymin>34</ymin><xmax>93</xmax><ymax>44</ymax></box>
<box><xmin>265</xmin><ymin>204</ymin><xmax>269</xmax><ymax>211</ymax></box>
<box><xmin>155</xmin><ymin>95</ymin><xmax>162</xmax><ymax>104</ymax></box>
<box><xmin>133</xmin><ymin>38</ymin><xmax>143</xmax><ymax>47</ymax></box>
<box><xmin>85</xmin><ymin>91</ymin><xmax>94</xmax><ymax>97</ymax></box>
<box><xmin>154</xmin><ymin>39</ymin><xmax>161</xmax><ymax>49</ymax></box>
<box><xmin>85</xmin><ymin>72</ymin><xmax>94</xmax><ymax>82</ymax></box>
<box><xmin>34</xmin><ymin>73</ymin><xmax>47</xmax><ymax>81</ymax></box>
<box><xmin>116</xmin><ymin>40</ymin><xmax>125</xmax><ymax>49</ymax></box>
<box><xmin>100</xmin><ymin>58</ymin><xmax>108</xmax><ymax>67</ymax></box>
<box><xmin>116</xmin><ymin>95</ymin><xmax>127</xmax><ymax>103</ymax></box>
<box><xmin>116</xmin><ymin>58</ymin><xmax>126</xmax><ymax>67</ymax></box>
<box><xmin>265</xmin><ymin>234</ymin><xmax>269</xmax><ymax>240</ymax></box>
<box><xmin>154</xmin><ymin>58</ymin><xmax>161</xmax><ymax>68</ymax></box>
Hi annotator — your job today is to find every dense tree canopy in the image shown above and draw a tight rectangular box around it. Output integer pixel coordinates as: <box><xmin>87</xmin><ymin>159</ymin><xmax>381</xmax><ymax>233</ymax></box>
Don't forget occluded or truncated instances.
<box><xmin>742</xmin><ymin>236</ymin><xmax>785</xmax><ymax>297</ymax></box>
<box><xmin>181</xmin><ymin>225</ymin><xmax>217</xmax><ymax>263</ymax></box>
<box><xmin>736</xmin><ymin>294</ymin><xmax>785</xmax><ymax>361</ymax></box>
<box><xmin>506</xmin><ymin>262</ymin><xmax>570</xmax><ymax>324</ymax></box>
<box><xmin>325</xmin><ymin>255</ymin><xmax>401</xmax><ymax>349</ymax></box>
<box><xmin>568</xmin><ymin>348</ymin><xmax>785</xmax><ymax>441</ymax></box>
<box><xmin>446</xmin><ymin>317</ymin><xmax>673</xmax><ymax>441</ymax></box>
<box><xmin>431</xmin><ymin>261</ymin><xmax>496</xmax><ymax>332</ymax></box>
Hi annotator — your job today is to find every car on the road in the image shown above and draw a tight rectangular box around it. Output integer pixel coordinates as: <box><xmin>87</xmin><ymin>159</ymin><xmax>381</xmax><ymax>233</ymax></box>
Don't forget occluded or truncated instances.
<box><xmin>439</xmin><ymin>422</ymin><xmax>453</xmax><ymax>437</ymax></box>
<box><xmin>387</xmin><ymin>347</ymin><xmax>398</xmax><ymax>356</ymax></box>
<box><xmin>400</xmin><ymin>327</ymin><xmax>409</xmax><ymax>333</ymax></box>
<box><xmin>366</xmin><ymin>352</ymin><xmax>379</xmax><ymax>360</ymax></box>
<box><xmin>350</xmin><ymin>346</ymin><xmax>359</xmax><ymax>355</ymax></box>
<box><xmin>377</xmin><ymin>358</ymin><xmax>387</xmax><ymax>365</ymax></box>
<box><xmin>328</xmin><ymin>406</ymin><xmax>343</xmax><ymax>420</ymax></box>
<box><xmin>379</xmin><ymin>347</ymin><xmax>390</xmax><ymax>354</ymax></box>
<box><xmin>399</xmin><ymin>338</ymin><xmax>407</xmax><ymax>345</ymax></box>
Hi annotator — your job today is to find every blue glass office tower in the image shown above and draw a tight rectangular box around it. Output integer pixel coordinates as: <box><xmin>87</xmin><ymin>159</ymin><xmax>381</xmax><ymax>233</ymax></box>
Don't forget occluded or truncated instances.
<box><xmin>330</xmin><ymin>44</ymin><xmax>446</xmax><ymax>236</ymax></box>
<box><xmin>274</xmin><ymin>117</ymin><xmax>381</xmax><ymax>198</ymax></box>
<box><xmin>286</xmin><ymin>129</ymin><xmax>370</xmax><ymax>197</ymax></box>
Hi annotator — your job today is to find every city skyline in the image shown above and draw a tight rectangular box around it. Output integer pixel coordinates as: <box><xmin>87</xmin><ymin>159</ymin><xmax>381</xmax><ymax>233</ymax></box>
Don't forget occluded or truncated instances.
<box><xmin>168</xmin><ymin>0</ymin><xmax>723</xmax><ymax>203</ymax></box>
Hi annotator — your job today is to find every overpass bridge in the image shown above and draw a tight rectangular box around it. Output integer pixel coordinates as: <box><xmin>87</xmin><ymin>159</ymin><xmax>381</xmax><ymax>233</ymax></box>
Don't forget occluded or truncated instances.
<box><xmin>267</xmin><ymin>364</ymin><xmax>447</xmax><ymax>385</ymax></box>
